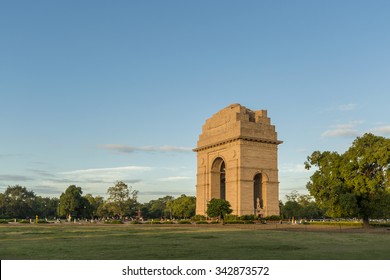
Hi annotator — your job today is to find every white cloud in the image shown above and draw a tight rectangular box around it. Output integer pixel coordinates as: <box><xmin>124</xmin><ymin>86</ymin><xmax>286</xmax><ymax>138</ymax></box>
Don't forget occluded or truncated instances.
<box><xmin>27</xmin><ymin>169</ymin><xmax>56</xmax><ymax>178</ymax></box>
<box><xmin>322</xmin><ymin>124</ymin><xmax>360</xmax><ymax>138</ymax></box>
<box><xmin>60</xmin><ymin>166</ymin><xmax>151</xmax><ymax>175</ymax></box>
<box><xmin>159</xmin><ymin>176</ymin><xmax>193</xmax><ymax>182</ymax></box>
<box><xmin>280</xmin><ymin>164</ymin><xmax>310</xmax><ymax>174</ymax></box>
<box><xmin>32</xmin><ymin>185</ymin><xmax>64</xmax><ymax>195</ymax></box>
<box><xmin>102</xmin><ymin>144</ymin><xmax>193</xmax><ymax>153</ymax></box>
<box><xmin>338</xmin><ymin>103</ymin><xmax>357</xmax><ymax>111</ymax></box>
<box><xmin>56</xmin><ymin>166</ymin><xmax>151</xmax><ymax>186</ymax></box>
<box><xmin>139</xmin><ymin>191</ymin><xmax>188</xmax><ymax>196</ymax></box>
<box><xmin>370</xmin><ymin>125</ymin><xmax>390</xmax><ymax>135</ymax></box>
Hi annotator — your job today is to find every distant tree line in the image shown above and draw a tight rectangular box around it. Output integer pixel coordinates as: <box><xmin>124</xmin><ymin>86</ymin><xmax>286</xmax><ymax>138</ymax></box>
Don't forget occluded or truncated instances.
<box><xmin>141</xmin><ymin>194</ymin><xmax>196</xmax><ymax>220</ymax></box>
<box><xmin>0</xmin><ymin>185</ymin><xmax>59</xmax><ymax>219</ymax></box>
<box><xmin>279</xmin><ymin>191</ymin><xmax>325</xmax><ymax>220</ymax></box>
<box><xmin>3</xmin><ymin>134</ymin><xmax>390</xmax><ymax>226</ymax></box>
<box><xmin>1</xmin><ymin>182</ymin><xmax>388</xmax><ymax>223</ymax></box>
<box><xmin>0</xmin><ymin>181</ymin><xmax>196</xmax><ymax>220</ymax></box>
<box><xmin>0</xmin><ymin>181</ymin><xmax>324</xmax><ymax>222</ymax></box>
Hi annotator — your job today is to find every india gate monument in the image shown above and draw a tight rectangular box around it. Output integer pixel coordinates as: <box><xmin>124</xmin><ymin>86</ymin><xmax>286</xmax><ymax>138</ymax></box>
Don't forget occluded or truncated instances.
<box><xmin>194</xmin><ymin>103</ymin><xmax>282</xmax><ymax>217</ymax></box>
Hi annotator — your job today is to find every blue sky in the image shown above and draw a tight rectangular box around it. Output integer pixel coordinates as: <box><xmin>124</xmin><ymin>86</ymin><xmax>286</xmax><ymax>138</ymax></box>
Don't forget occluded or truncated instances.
<box><xmin>1</xmin><ymin>1</ymin><xmax>390</xmax><ymax>202</ymax></box>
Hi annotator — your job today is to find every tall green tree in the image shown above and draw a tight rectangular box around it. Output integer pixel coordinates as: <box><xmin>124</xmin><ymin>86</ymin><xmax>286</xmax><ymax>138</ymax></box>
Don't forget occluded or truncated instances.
<box><xmin>84</xmin><ymin>194</ymin><xmax>104</xmax><ymax>219</ymax></box>
<box><xmin>147</xmin><ymin>196</ymin><xmax>174</xmax><ymax>219</ymax></box>
<box><xmin>206</xmin><ymin>198</ymin><xmax>233</xmax><ymax>224</ymax></box>
<box><xmin>280</xmin><ymin>191</ymin><xmax>324</xmax><ymax>220</ymax></box>
<box><xmin>171</xmin><ymin>195</ymin><xmax>196</xmax><ymax>219</ymax></box>
<box><xmin>281</xmin><ymin>200</ymin><xmax>302</xmax><ymax>219</ymax></box>
<box><xmin>0</xmin><ymin>193</ymin><xmax>6</xmax><ymax>218</ymax></box>
<box><xmin>35</xmin><ymin>196</ymin><xmax>59</xmax><ymax>219</ymax></box>
<box><xmin>106</xmin><ymin>181</ymin><xmax>138</xmax><ymax>219</ymax></box>
<box><xmin>2</xmin><ymin>185</ymin><xmax>36</xmax><ymax>218</ymax></box>
<box><xmin>297</xmin><ymin>195</ymin><xmax>324</xmax><ymax>219</ymax></box>
<box><xmin>59</xmin><ymin>185</ymin><xmax>85</xmax><ymax>219</ymax></box>
<box><xmin>305</xmin><ymin>133</ymin><xmax>390</xmax><ymax>227</ymax></box>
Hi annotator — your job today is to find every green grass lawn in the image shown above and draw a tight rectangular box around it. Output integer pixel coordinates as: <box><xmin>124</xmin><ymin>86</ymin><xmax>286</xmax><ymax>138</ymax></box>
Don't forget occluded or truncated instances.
<box><xmin>0</xmin><ymin>224</ymin><xmax>389</xmax><ymax>260</ymax></box>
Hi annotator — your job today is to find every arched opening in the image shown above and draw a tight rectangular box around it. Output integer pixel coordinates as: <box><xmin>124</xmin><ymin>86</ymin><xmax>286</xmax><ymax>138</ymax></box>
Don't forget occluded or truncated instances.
<box><xmin>211</xmin><ymin>158</ymin><xmax>226</xmax><ymax>200</ymax></box>
<box><xmin>254</xmin><ymin>173</ymin><xmax>263</xmax><ymax>212</ymax></box>
<box><xmin>220</xmin><ymin>161</ymin><xmax>226</xmax><ymax>200</ymax></box>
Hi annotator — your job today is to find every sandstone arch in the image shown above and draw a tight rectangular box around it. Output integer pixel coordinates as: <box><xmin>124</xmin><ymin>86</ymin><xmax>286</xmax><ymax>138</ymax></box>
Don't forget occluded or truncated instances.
<box><xmin>194</xmin><ymin>104</ymin><xmax>282</xmax><ymax>216</ymax></box>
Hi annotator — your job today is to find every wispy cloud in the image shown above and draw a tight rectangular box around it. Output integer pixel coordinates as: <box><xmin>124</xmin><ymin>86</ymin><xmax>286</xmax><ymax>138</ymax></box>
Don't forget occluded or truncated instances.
<box><xmin>294</xmin><ymin>148</ymin><xmax>308</xmax><ymax>153</ymax></box>
<box><xmin>280</xmin><ymin>164</ymin><xmax>310</xmax><ymax>174</ymax></box>
<box><xmin>60</xmin><ymin>166</ymin><xmax>151</xmax><ymax>175</ymax></box>
<box><xmin>102</xmin><ymin>144</ymin><xmax>193</xmax><ymax>153</ymax></box>
<box><xmin>0</xmin><ymin>175</ymin><xmax>33</xmax><ymax>181</ymax></box>
<box><xmin>27</xmin><ymin>169</ymin><xmax>56</xmax><ymax>178</ymax></box>
<box><xmin>56</xmin><ymin>166</ymin><xmax>148</xmax><ymax>186</ymax></box>
<box><xmin>370</xmin><ymin>125</ymin><xmax>390</xmax><ymax>136</ymax></box>
<box><xmin>44</xmin><ymin>178</ymin><xmax>84</xmax><ymax>184</ymax></box>
<box><xmin>322</xmin><ymin>124</ymin><xmax>360</xmax><ymax>138</ymax></box>
<box><xmin>139</xmin><ymin>191</ymin><xmax>191</xmax><ymax>197</ymax></box>
<box><xmin>338</xmin><ymin>103</ymin><xmax>357</xmax><ymax>111</ymax></box>
<box><xmin>0</xmin><ymin>153</ymin><xmax>27</xmax><ymax>159</ymax></box>
<box><xmin>32</xmin><ymin>186</ymin><xmax>64</xmax><ymax>195</ymax></box>
<box><xmin>0</xmin><ymin>154</ymin><xmax>13</xmax><ymax>158</ymax></box>
<box><xmin>159</xmin><ymin>176</ymin><xmax>193</xmax><ymax>182</ymax></box>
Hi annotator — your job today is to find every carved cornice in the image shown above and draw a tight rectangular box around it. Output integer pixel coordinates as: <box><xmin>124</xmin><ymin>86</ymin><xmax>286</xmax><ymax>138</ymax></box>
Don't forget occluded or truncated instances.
<box><xmin>193</xmin><ymin>136</ymin><xmax>283</xmax><ymax>152</ymax></box>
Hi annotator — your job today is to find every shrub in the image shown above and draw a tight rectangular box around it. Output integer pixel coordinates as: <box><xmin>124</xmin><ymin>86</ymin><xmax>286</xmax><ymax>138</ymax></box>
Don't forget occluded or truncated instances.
<box><xmin>266</xmin><ymin>215</ymin><xmax>282</xmax><ymax>221</ymax></box>
<box><xmin>18</xmin><ymin>220</ymin><xmax>31</xmax><ymax>224</ymax></box>
<box><xmin>178</xmin><ymin>220</ymin><xmax>192</xmax><ymax>224</ymax></box>
<box><xmin>224</xmin><ymin>215</ymin><xmax>239</xmax><ymax>221</ymax></box>
<box><xmin>149</xmin><ymin>221</ymin><xmax>161</xmax><ymax>224</ymax></box>
<box><xmin>37</xmin><ymin>220</ymin><xmax>49</xmax><ymax>224</ymax></box>
<box><xmin>131</xmin><ymin>220</ymin><xmax>141</xmax><ymax>224</ymax></box>
<box><xmin>192</xmin><ymin>215</ymin><xmax>206</xmax><ymax>221</ymax></box>
<box><xmin>309</xmin><ymin>221</ymin><xmax>362</xmax><ymax>227</ymax></box>
<box><xmin>240</xmin><ymin>215</ymin><xmax>257</xmax><ymax>221</ymax></box>
<box><xmin>195</xmin><ymin>221</ymin><xmax>209</xmax><ymax>224</ymax></box>
<box><xmin>104</xmin><ymin>220</ymin><xmax>124</xmax><ymax>224</ymax></box>
<box><xmin>210</xmin><ymin>221</ymin><xmax>220</xmax><ymax>224</ymax></box>
<box><xmin>224</xmin><ymin>220</ymin><xmax>245</xmax><ymax>224</ymax></box>
<box><xmin>0</xmin><ymin>220</ymin><xmax>9</xmax><ymax>224</ymax></box>
<box><xmin>371</xmin><ymin>223</ymin><xmax>390</xmax><ymax>228</ymax></box>
<box><xmin>162</xmin><ymin>221</ymin><xmax>174</xmax><ymax>224</ymax></box>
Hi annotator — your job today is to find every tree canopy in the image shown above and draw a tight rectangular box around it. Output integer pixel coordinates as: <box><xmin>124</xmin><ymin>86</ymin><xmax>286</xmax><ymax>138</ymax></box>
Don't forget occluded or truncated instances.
<box><xmin>147</xmin><ymin>196</ymin><xmax>174</xmax><ymax>219</ymax></box>
<box><xmin>1</xmin><ymin>185</ymin><xmax>36</xmax><ymax>218</ymax></box>
<box><xmin>206</xmin><ymin>198</ymin><xmax>232</xmax><ymax>223</ymax></box>
<box><xmin>305</xmin><ymin>133</ymin><xmax>390</xmax><ymax>227</ymax></box>
<box><xmin>170</xmin><ymin>195</ymin><xmax>196</xmax><ymax>219</ymax></box>
<box><xmin>106</xmin><ymin>181</ymin><xmax>138</xmax><ymax>219</ymax></box>
<box><xmin>59</xmin><ymin>185</ymin><xmax>85</xmax><ymax>219</ymax></box>
<box><xmin>280</xmin><ymin>191</ymin><xmax>324</xmax><ymax>220</ymax></box>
